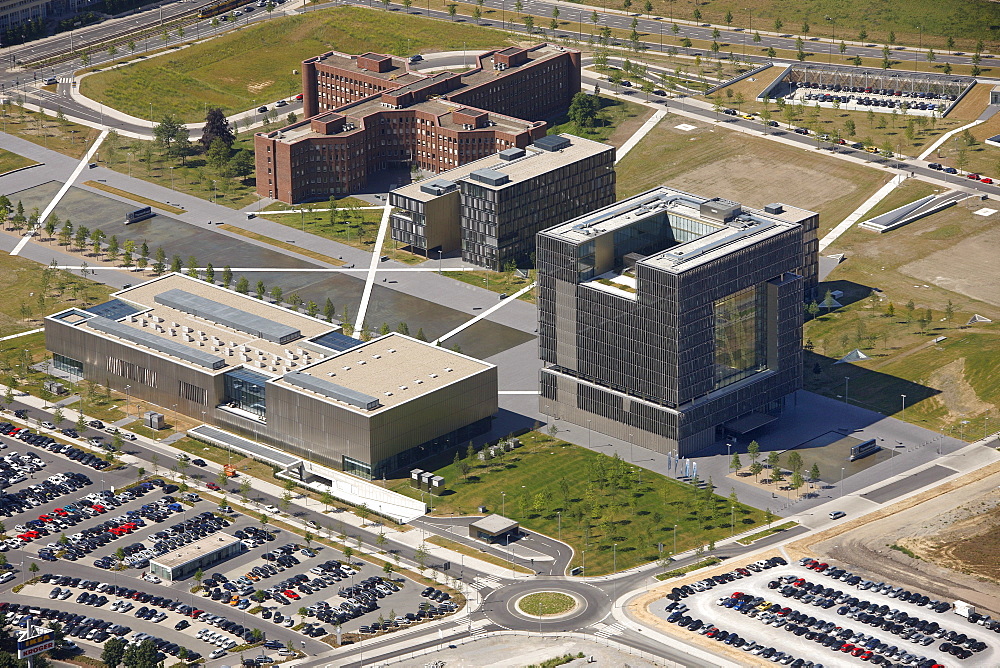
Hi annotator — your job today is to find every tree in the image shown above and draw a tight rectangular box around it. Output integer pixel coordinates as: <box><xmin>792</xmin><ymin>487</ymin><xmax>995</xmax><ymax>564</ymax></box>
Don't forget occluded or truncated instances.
<box><xmin>773</xmin><ymin>18</ymin><xmax>783</xmax><ymax>32</ymax></box>
<box><xmin>730</xmin><ymin>451</ymin><xmax>742</xmax><ymax>472</ymax></box>
<box><xmin>194</xmin><ymin>568</ymin><xmax>204</xmax><ymax>584</ymax></box>
<box><xmin>447</xmin><ymin>3</ymin><xmax>456</xmax><ymax>20</ymax></box>
<box><xmin>222</xmin><ymin>265</ymin><xmax>233</xmax><ymax>288</ymax></box>
<box><xmin>231</xmin><ymin>149</ymin><xmax>255</xmax><ymax>180</ymax></box>
<box><xmin>255</xmin><ymin>280</ymin><xmax>266</xmax><ymax>300</ymax></box>
<box><xmin>206</xmin><ymin>138</ymin><xmax>231</xmax><ymax>173</ymax></box>
<box><xmin>809</xmin><ymin>463</ymin><xmax>821</xmax><ymax>482</ymax></box>
<box><xmin>29</xmin><ymin>561</ymin><xmax>38</xmax><ymax>574</ymax></box>
<box><xmin>102</xmin><ymin>637</ymin><xmax>127</xmax><ymax>668</ymax></box>
<box><xmin>152</xmin><ymin>115</ymin><xmax>184</xmax><ymax>153</ymax></box>
<box><xmin>747</xmin><ymin>440</ymin><xmax>760</xmax><ymax>465</ymax></box>
<box><xmin>523</xmin><ymin>14</ymin><xmax>534</xmax><ymax>32</ymax></box>
<box><xmin>200</xmin><ymin>107</ymin><xmax>235</xmax><ymax>149</ymax></box>
<box><xmin>791</xmin><ymin>470</ymin><xmax>804</xmax><ymax>495</ymax></box>
<box><xmin>567</xmin><ymin>91</ymin><xmax>600</xmax><ymax>128</ymax></box>
<box><xmin>787</xmin><ymin>450</ymin><xmax>803</xmax><ymax>474</ymax></box>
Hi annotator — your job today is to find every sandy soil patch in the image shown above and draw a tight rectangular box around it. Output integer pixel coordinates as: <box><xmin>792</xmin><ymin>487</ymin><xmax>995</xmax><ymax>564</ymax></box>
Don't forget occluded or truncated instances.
<box><xmin>900</xmin><ymin>225</ymin><xmax>1000</xmax><ymax>308</ymax></box>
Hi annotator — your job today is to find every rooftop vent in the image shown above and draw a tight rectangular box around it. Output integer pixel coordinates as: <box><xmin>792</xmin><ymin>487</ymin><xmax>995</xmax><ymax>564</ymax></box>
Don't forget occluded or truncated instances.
<box><xmin>373</xmin><ymin>354</ymin><xmax>381</xmax><ymax>359</ymax></box>
<box><xmin>419</xmin><ymin>179</ymin><xmax>457</xmax><ymax>196</ymax></box>
<box><xmin>469</xmin><ymin>168</ymin><xmax>509</xmax><ymax>187</ymax></box>
<box><xmin>429</xmin><ymin>373</ymin><xmax>438</xmax><ymax>378</ymax></box>
<box><xmin>498</xmin><ymin>147</ymin><xmax>525</xmax><ymax>161</ymax></box>
<box><xmin>444</xmin><ymin>367</ymin><xmax>453</xmax><ymax>372</ymax></box>
<box><xmin>532</xmin><ymin>135</ymin><xmax>571</xmax><ymax>152</ymax></box>
<box><xmin>764</xmin><ymin>203</ymin><xmax>784</xmax><ymax>215</ymax></box>
<box><xmin>388</xmin><ymin>348</ymin><xmax>397</xmax><ymax>353</ymax></box>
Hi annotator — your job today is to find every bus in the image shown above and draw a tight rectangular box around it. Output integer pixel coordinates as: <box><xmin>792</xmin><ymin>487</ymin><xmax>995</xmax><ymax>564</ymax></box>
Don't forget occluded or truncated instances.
<box><xmin>848</xmin><ymin>438</ymin><xmax>880</xmax><ymax>461</ymax></box>
<box><xmin>198</xmin><ymin>0</ymin><xmax>252</xmax><ymax>19</ymax></box>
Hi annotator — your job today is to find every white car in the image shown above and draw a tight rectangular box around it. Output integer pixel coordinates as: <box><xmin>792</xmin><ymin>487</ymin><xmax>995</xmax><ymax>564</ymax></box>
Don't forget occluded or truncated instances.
<box><xmin>209</xmin><ymin>650</ymin><xmax>226</xmax><ymax>660</ymax></box>
<box><xmin>0</xmin><ymin>572</ymin><xmax>15</xmax><ymax>584</ymax></box>
<box><xmin>41</xmin><ymin>422</ymin><xmax>55</xmax><ymax>429</ymax></box>
<box><xmin>264</xmin><ymin>505</ymin><xmax>281</xmax><ymax>514</ymax></box>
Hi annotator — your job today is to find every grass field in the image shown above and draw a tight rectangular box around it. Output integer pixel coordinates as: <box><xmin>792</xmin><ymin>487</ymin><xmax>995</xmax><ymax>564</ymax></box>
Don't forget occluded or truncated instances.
<box><xmin>0</xmin><ymin>105</ymin><xmax>100</xmax><ymax>159</ymax></box>
<box><xmin>807</xmin><ymin>198</ymin><xmax>1000</xmax><ymax>438</ymax></box>
<box><xmin>0</xmin><ymin>254</ymin><xmax>113</xmax><ymax>337</ymax></box>
<box><xmin>547</xmin><ymin>95</ymin><xmax>653</xmax><ymax>148</ymax></box>
<box><xmin>259</xmin><ymin>205</ymin><xmax>387</xmax><ymax>253</ymax></box>
<box><xmin>446</xmin><ymin>269</ymin><xmax>536</xmax><ymax>303</ymax></box>
<box><xmin>517</xmin><ymin>592</ymin><xmax>576</xmax><ymax>615</ymax></box>
<box><xmin>387</xmin><ymin>432</ymin><xmax>766</xmax><ymax>575</ymax></box>
<box><xmin>615</xmin><ymin>113</ymin><xmax>887</xmax><ymax>234</ymax></box>
<box><xmin>81</xmin><ymin>6</ymin><xmax>512</xmax><ymax>122</ymax></box>
<box><xmin>930</xmin><ymin>107</ymin><xmax>1000</xmax><ymax>179</ymax></box>
<box><xmin>638</xmin><ymin>0</ymin><xmax>1000</xmax><ymax>52</ymax></box>
<box><xmin>0</xmin><ymin>149</ymin><xmax>37</xmax><ymax>174</ymax></box>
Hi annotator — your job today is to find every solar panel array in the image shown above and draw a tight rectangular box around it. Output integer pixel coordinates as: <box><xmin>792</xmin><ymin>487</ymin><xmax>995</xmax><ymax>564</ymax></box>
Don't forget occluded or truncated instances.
<box><xmin>282</xmin><ymin>372</ymin><xmax>381</xmax><ymax>410</ymax></box>
<box><xmin>87</xmin><ymin>316</ymin><xmax>226</xmax><ymax>370</ymax></box>
<box><xmin>155</xmin><ymin>289</ymin><xmax>301</xmax><ymax>344</ymax></box>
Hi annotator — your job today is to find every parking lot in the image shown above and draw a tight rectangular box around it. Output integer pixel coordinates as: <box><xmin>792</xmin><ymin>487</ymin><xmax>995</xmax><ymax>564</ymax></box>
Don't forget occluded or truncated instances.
<box><xmin>651</xmin><ymin>556</ymin><xmax>997</xmax><ymax>667</ymax></box>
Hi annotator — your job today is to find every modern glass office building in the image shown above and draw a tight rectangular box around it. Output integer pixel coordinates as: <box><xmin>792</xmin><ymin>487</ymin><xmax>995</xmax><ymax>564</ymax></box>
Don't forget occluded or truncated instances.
<box><xmin>536</xmin><ymin>187</ymin><xmax>818</xmax><ymax>456</ymax></box>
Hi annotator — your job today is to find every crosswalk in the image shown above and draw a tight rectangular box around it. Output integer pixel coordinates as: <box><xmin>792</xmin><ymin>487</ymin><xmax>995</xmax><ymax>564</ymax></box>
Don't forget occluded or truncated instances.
<box><xmin>58</xmin><ymin>76</ymin><xmax>74</xmax><ymax>84</ymax></box>
<box><xmin>592</xmin><ymin>622</ymin><xmax>626</xmax><ymax>639</ymax></box>
<box><xmin>469</xmin><ymin>574</ymin><xmax>502</xmax><ymax>590</ymax></box>
<box><xmin>470</xmin><ymin>624</ymin><xmax>488</xmax><ymax>637</ymax></box>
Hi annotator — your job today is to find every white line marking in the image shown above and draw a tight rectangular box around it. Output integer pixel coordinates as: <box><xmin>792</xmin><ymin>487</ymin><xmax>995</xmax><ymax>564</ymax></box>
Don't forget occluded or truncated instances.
<box><xmin>45</xmin><ymin>266</ymin><xmax>477</xmax><ymax>273</ymax></box>
<box><xmin>433</xmin><ymin>281</ymin><xmax>535</xmax><ymax>345</ymax></box>
<box><xmin>918</xmin><ymin>119</ymin><xmax>984</xmax><ymax>161</ymax></box>
<box><xmin>818</xmin><ymin>174</ymin><xmax>905</xmax><ymax>252</ymax></box>
<box><xmin>11</xmin><ymin>129</ymin><xmax>108</xmax><ymax>256</ymax></box>
<box><xmin>0</xmin><ymin>328</ymin><xmax>43</xmax><ymax>341</ymax></box>
<box><xmin>498</xmin><ymin>390</ymin><xmax>541</xmax><ymax>395</ymax></box>
<box><xmin>352</xmin><ymin>203</ymin><xmax>393</xmax><ymax>337</ymax></box>
<box><xmin>615</xmin><ymin>109</ymin><xmax>666</xmax><ymax>164</ymax></box>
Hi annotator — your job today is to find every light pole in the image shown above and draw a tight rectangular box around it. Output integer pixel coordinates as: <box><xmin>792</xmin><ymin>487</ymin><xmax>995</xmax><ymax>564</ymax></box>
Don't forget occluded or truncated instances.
<box><xmin>730</xmin><ymin>505</ymin><xmax>735</xmax><ymax>536</ymax></box>
<box><xmin>960</xmin><ymin>420</ymin><xmax>969</xmax><ymax>441</ymax></box>
<box><xmin>901</xmin><ymin>394</ymin><xmax>907</xmax><ymax>421</ymax></box>
<box><xmin>587</xmin><ymin>419</ymin><xmax>591</xmax><ymax>449</ymax></box>
<box><xmin>557</xmin><ymin>511</ymin><xmax>561</xmax><ymax>541</ymax></box>
<box><xmin>844</xmin><ymin>376</ymin><xmax>850</xmax><ymax>405</ymax></box>
<box><xmin>673</xmin><ymin>524</ymin><xmax>677</xmax><ymax>557</ymax></box>
<box><xmin>726</xmin><ymin>442</ymin><xmax>731</xmax><ymax>472</ymax></box>
<box><xmin>840</xmin><ymin>467</ymin><xmax>845</xmax><ymax>499</ymax></box>
<box><xmin>124</xmin><ymin>384</ymin><xmax>131</xmax><ymax>417</ymax></box>
<box><xmin>212</xmin><ymin>180</ymin><xmax>218</xmax><ymax>204</ymax></box>
<box><xmin>612</xmin><ymin>543</ymin><xmax>618</xmax><ymax>605</ymax></box>
<box><xmin>437</xmin><ymin>249</ymin><xmax>442</xmax><ymax>274</ymax></box>
<box><xmin>501</xmin><ymin>491</ymin><xmax>506</xmax><ymax>516</ymax></box>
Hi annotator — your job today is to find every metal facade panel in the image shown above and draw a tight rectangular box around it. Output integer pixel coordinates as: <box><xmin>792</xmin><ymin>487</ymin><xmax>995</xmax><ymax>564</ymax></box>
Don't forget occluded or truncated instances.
<box><xmin>282</xmin><ymin>372</ymin><xmax>380</xmax><ymax>410</ymax></box>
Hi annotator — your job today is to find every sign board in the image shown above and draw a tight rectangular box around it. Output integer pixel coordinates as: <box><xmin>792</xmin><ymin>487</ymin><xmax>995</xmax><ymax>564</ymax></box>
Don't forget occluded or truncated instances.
<box><xmin>125</xmin><ymin>207</ymin><xmax>155</xmax><ymax>225</ymax></box>
<box><xmin>18</xmin><ymin>631</ymin><xmax>54</xmax><ymax>659</ymax></box>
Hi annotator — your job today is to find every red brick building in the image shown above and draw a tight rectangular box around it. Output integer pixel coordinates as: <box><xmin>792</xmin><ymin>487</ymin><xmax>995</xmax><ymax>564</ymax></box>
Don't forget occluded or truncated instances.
<box><xmin>255</xmin><ymin>44</ymin><xmax>581</xmax><ymax>204</ymax></box>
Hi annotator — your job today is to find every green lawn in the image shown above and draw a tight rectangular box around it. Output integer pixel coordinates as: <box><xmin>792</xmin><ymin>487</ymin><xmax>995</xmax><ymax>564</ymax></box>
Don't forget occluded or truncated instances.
<box><xmin>547</xmin><ymin>95</ymin><xmax>649</xmax><ymax>145</ymax></box>
<box><xmin>646</xmin><ymin>0</ymin><xmax>1000</xmax><ymax>52</ymax></box>
<box><xmin>517</xmin><ymin>592</ymin><xmax>575</xmax><ymax>615</ymax></box>
<box><xmin>0</xmin><ymin>149</ymin><xmax>36</xmax><ymax>174</ymax></box>
<box><xmin>259</xmin><ymin>204</ymin><xmax>385</xmax><ymax>252</ymax></box>
<box><xmin>388</xmin><ymin>432</ymin><xmax>766</xmax><ymax>576</ymax></box>
<box><xmin>81</xmin><ymin>6</ymin><xmax>514</xmax><ymax>122</ymax></box>
<box><xmin>446</xmin><ymin>269</ymin><xmax>536</xmax><ymax>303</ymax></box>
<box><xmin>0</xmin><ymin>104</ymin><xmax>101</xmax><ymax>159</ymax></box>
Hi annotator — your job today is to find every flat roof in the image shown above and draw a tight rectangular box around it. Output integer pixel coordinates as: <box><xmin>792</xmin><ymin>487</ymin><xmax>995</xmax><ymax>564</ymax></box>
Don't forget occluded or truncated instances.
<box><xmin>392</xmin><ymin>134</ymin><xmax>612</xmax><ymax>203</ymax></box>
<box><xmin>272</xmin><ymin>332</ymin><xmax>493</xmax><ymax>414</ymax></box>
<box><xmin>470</xmin><ymin>514</ymin><xmax>519</xmax><ymax>534</ymax></box>
<box><xmin>150</xmin><ymin>533</ymin><xmax>241</xmax><ymax>569</ymax></box>
<box><xmin>309</xmin><ymin>51</ymin><xmax>424</xmax><ymax>85</ymax></box>
<box><xmin>541</xmin><ymin>186</ymin><xmax>810</xmax><ymax>274</ymax></box>
<box><xmin>92</xmin><ymin>274</ymin><xmax>339</xmax><ymax>374</ymax></box>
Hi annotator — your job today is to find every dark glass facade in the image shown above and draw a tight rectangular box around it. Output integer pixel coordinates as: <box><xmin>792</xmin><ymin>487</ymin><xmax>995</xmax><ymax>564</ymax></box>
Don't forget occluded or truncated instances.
<box><xmin>223</xmin><ymin>368</ymin><xmax>269</xmax><ymax>418</ymax></box>
<box><xmin>537</xmin><ymin>188</ymin><xmax>817</xmax><ymax>456</ymax></box>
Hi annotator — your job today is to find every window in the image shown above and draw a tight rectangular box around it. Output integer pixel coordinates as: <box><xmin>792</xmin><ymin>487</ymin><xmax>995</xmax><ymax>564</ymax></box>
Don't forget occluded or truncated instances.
<box><xmin>53</xmin><ymin>353</ymin><xmax>83</xmax><ymax>378</ymax></box>
<box><xmin>343</xmin><ymin>456</ymin><xmax>372</xmax><ymax>480</ymax></box>
<box><xmin>223</xmin><ymin>368</ymin><xmax>268</xmax><ymax>417</ymax></box>
<box><xmin>713</xmin><ymin>286</ymin><xmax>767</xmax><ymax>389</ymax></box>
<box><xmin>107</xmin><ymin>357</ymin><xmax>155</xmax><ymax>386</ymax></box>
<box><xmin>179</xmin><ymin>381</ymin><xmax>208</xmax><ymax>405</ymax></box>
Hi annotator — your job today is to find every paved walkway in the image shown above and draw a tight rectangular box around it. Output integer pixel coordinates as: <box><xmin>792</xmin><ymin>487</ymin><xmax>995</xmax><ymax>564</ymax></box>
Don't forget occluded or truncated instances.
<box><xmin>614</xmin><ymin>108</ymin><xmax>666</xmax><ymax>163</ymax></box>
<box><xmin>817</xmin><ymin>173</ymin><xmax>906</xmax><ymax>252</ymax></box>
<box><xmin>352</xmin><ymin>203</ymin><xmax>393</xmax><ymax>336</ymax></box>
<box><xmin>917</xmin><ymin>117</ymin><xmax>987</xmax><ymax>161</ymax></box>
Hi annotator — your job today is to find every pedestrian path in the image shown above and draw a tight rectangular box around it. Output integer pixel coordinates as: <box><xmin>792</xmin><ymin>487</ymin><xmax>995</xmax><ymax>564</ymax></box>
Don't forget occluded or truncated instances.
<box><xmin>615</xmin><ymin>108</ymin><xmax>666</xmax><ymax>164</ymax></box>
<box><xmin>352</xmin><ymin>203</ymin><xmax>393</xmax><ymax>337</ymax></box>
<box><xmin>469</xmin><ymin>575</ymin><xmax>502</xmax><ymax>591</ymax></box>
<box><xmin>817</xmin><ymin>173</ymin><xmax>905</xmax><ymax>252</ymax></box>
<box><xmin>593</xmin><ymin>622</ymin><xmax>626</xmax><ymax>639</ymax></box>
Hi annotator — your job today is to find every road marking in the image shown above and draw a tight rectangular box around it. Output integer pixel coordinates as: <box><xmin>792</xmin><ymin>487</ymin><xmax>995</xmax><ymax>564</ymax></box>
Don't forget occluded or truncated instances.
<box><xmin>593</xmin><ymin>622</ymin><xmax>625</xmax><ymax>638</ymax></box>
<box><xmin>432</xmin><ymin>281</ymin><xmax>535</xmax><ymax>345</ymax></box>
<box><xmin>45</xmin><ymin>265</ymin><xmax>478</xmax><ymax>273</ymax></box>
<box><xmin>469</xmin><ymin>575</ymin><xmax>502</xmax><ymax>590</ymax></box>
<box><xmin>498</xmin><ymin>390</ymin><xmax>540</xmax><ymax>395</ymax></box>
<box><xmin>11</xmin><ymin>129</ymin><xmax>108</xmax><ymax>257</ymax></box>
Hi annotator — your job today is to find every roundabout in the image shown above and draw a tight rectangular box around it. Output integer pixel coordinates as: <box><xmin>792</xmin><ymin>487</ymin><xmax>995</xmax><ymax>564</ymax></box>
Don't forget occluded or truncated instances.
<box><xmin>482</xmin><ymin>580</ymin><xmax>612</xmax><ymax>631</ymax></box>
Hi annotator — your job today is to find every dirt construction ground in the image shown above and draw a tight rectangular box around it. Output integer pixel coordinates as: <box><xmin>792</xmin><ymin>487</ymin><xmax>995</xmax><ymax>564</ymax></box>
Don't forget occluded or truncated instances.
<box><xmin>791</xmin><ymin>457</ymin><xmax>1000</xmax><ymax>618</ymax></box>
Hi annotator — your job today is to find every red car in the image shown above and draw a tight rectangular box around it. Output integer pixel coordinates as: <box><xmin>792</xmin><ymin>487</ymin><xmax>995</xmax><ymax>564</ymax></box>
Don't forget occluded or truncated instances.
<box><xmin>283</xmin><ymin>590</ymin><xmax>300</xmax><ymax>600</ymax></box>
<box><xmin>92</xmin><ymin>504</ymin><xmax>106</xmax><ymax>514</ymax></box>
<box><xmin>981</xmin><ymin>177</ymin><xmax>993</xmax><ymax>184</ymax></box>
<box><xmin>38</xmin><ymin>515</ymin><xmax>54</xmax><ymax>523</ymax></box>
<box><xmin>968</xmin><ymin>173</ymin><xmax>981</xmax><ymax>180</ymax></box>
<box><xmin>295</xmin><ymin>93</ymin><xmax>303</xmax><ymax>100</ymax></box>
<box><xmin>206</xmin><ymin>482</ymin><xmax>222</xmax><ymax>491</ymax></box>
<box><xmin>53</xmin><ymin>508</ymin><xmax>68</xmax><ymax>517</ymax></box>
<box><xmin>840</xmin><ymin>644</ymin><xmax>855</xmax><ymax>653</ymax></box>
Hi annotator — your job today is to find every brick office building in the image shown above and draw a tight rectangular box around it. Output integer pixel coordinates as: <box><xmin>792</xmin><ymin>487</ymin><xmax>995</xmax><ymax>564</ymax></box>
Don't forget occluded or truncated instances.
<box><xmin>255</xmin><ymin>44</ymin><xmax>582</xmax><ymax>203</ymax></box>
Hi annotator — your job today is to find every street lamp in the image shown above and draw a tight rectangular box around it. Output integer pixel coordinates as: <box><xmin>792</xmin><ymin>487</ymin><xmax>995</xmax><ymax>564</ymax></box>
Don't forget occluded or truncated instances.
<box><xmin>840</xmin><ymin>467</ymin><xmax>845</xmax><ymax>499</ymax></box>
<box><xmin>901</xmin><ymin>394</ymin><xmax>907</xmax><ymax>421</ymax></box>
<box><xmin>501</xmin><ymin>491</ymin><xmax>506</xmax><ymax>516</ymax></box>
<box><xmin>844</xmin><ymin>376</ymin><xmax>850</xmax><ymax>405</ymax></box>
<box><xmin>612</xmin><ymin>543</ymin><xmax>618</xmax><ymax>605</ymax></box>
<box><xmin>124</xmin><ymin>384</ymin><xmax>131</xmax><ymax>417</ymax></box>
